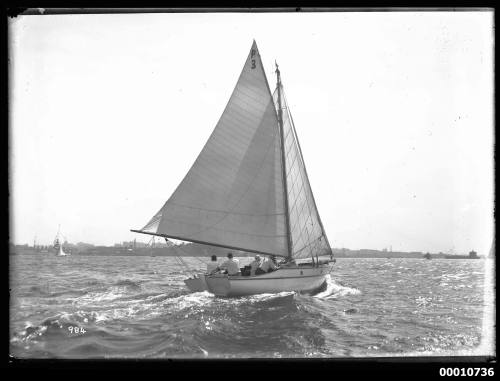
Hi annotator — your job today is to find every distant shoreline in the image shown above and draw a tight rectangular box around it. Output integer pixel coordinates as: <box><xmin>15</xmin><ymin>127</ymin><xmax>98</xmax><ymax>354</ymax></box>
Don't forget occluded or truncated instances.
<box><xmin>10</xmin><ymin>243</ymin><xmax>483</xmax><ymax>259</ymax></box>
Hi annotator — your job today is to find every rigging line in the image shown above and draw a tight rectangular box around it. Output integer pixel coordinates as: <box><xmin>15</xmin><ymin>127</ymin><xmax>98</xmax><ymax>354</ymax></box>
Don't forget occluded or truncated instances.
<box><xmin>142</xmin><ymin>210</ymin><xmax>163</xmax><ymax>231</ymax></box>
<box><xmin>170</xmin><ymin>244</ymin><xmax>190</xmax><ymax>269</ymax></box>
<box><xmin>294</xmin><ymin>221</ymin><xmax>321</xmax><ymax>254</ymax></box>
<box><xmin>163</xmin><ymin>238</ymin><xmax>183</xmax><ymax>269</ymax></box>
<box><xmin>300</xmin><ymin>203</ymin><xmax>313</xmax><ymax>252</ymax></box>
<box><xmin>285</xmin><ymin>147</ymin><xmax>300</xmax><ymax>180</ymax></box>
<box><xmin>171</xmin><ymin>244</ymin><xmax>207</xmax><ymax>275</ymax></box>
<box><xmin>288</xmin><ymin>177</ymin><xmax>307</xmax><ymax>227</ymax></box>
<box><xmin>174</xmin><ymin>243</ymin><xmax>209</xmax><ymax>266</ymax></box>
<box><xmin>172</xmin><ymin>254</ymin><xmax>183</xmax><ymax>270</ymax></box>
<box><xmin>173</xmin><ymin>251</ymin><xmax>197</xmax><ymax>275</ymax></box>
<box><xmin>288</xmin><ymin>179</ymin><xmax>324</xmax><ymax>257</ymax></box>
<box><xmin>292</xmin><ymin>232</ymin><xmax>320</xmax><ymax>257</ymax></box>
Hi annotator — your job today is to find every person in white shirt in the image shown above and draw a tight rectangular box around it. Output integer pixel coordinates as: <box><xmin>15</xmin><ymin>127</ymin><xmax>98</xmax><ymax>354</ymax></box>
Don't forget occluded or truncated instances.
<box><xmin>206</xmin><ymin>255</ymin><xmax>219</xmax><ymax>274</ymax></box>
<box><xmin>249</xmin><ymin>255</ymin><xmax>263</xmax><ymax>276</ymax></box>
<box><xmin>219</xmin><ymin>252</ymin><xmax>240</xmax><ymax>276</ymax></box>
<box><xmin>259</xmin><ymin>255</ymin><xmax>279</xmax><ymax>273</ymax></box>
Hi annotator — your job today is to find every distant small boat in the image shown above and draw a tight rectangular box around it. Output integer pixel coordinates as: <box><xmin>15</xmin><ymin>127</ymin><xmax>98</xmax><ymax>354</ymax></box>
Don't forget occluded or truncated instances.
<box><xmin>132</xmin><ymin>41</ymin><xmax>334</xmax><ymax>297</ymax></box>
<box><xmin>57</xmin><ymin>242</ymin><xmax>68</xmax><ymax>256</ymax></box>
<box><xmin>53</xmin><ymin>226</ymin><xmax>70</xmax><ymax>257</ymax></box>
<box><xmin>54</xmin><ymin>238</ymin><xmax>69</xmax><ymax>256</ymax></box>
<box><xmin>423</xmin><ymin>253</ymin><xmax>431</xmax><ymax>260</ymax></box>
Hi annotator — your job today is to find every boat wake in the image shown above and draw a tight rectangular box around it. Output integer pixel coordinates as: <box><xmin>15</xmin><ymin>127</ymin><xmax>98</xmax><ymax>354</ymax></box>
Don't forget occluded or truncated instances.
<box><xmin>11</xmin><ymin>268</ymin><xmax>362</xmax><ymax>359</ymax></box>
<box><xmin>313</xmin><ymin>275</ymin><xmax>361</xmax><ymax>300</ymax></box>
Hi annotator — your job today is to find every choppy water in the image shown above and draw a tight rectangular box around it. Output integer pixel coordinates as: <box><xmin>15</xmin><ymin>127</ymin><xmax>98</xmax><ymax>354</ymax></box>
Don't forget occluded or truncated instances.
<box><xmin>10</xmin><ymin>254</ymin><xmax>494</xmax><ymax>358</ymax></box>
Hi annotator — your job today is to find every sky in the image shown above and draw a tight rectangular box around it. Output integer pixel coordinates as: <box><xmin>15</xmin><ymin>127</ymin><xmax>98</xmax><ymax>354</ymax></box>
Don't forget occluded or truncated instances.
<box><xmin>9</xmin><ymin>11</ymin><xmax>494</xmax><ymax>255</ymax></box>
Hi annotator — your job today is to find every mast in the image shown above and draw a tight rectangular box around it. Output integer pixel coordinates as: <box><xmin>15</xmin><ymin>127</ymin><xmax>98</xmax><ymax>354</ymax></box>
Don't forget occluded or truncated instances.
<box><xmin>275</xmin><ymin>62</ymin><xmax>293</xmax><ymax>260</ymax></box>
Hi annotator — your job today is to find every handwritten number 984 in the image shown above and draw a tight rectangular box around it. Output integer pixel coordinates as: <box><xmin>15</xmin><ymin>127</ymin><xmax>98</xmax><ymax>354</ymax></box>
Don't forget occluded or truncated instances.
<box><xmin>68</xmin><ymin>326</ymin><xmax>86</xmax><ymax>334</ymax></box>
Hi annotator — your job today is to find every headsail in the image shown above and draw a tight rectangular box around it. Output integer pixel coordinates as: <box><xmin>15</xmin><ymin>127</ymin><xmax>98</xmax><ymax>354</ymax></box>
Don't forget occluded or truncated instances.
<box><xmin>135</xmin><ymin>41</ymin><xmax>288</xmax><ymax>257</ymax></box>
<box><xmin>273</xmin><ymin>79</ymin><xmax>332</xmax><ymax>260</ymax></box>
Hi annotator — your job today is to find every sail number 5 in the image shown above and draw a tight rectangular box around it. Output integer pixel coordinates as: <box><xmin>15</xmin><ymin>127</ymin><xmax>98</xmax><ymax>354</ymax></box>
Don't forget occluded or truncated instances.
<box><xmin>251</xmin><ymin>49</ymin><xmax>256</xmax><ymax>69</ymax></box>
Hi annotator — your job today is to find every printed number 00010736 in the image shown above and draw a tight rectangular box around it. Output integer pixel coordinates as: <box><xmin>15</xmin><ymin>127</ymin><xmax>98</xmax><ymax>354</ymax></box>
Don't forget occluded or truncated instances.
<box><xmin>439</xmin><ymin>368</ymin><xmax>494</xmax><ymax>377</ymax></box>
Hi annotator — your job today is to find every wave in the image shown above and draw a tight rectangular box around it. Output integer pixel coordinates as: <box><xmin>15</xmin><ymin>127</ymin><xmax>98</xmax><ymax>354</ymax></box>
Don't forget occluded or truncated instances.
<box><xmin>26</xmin><ymin>285</ymin><xmax>89</xmax><ymax>298</ymax></box>
<box><xmin>113</xmin><ymin>279</ymin><xmax>142</xmax><ymax>290</ymax></box>
<box><xmin>11</xmin><ymin>254</ymin><xmax>487</xmax><ymax>358</ymax></box>
<box><xmin>313</xmin><ymin>275</ymin><xmax>361</xmax><ymax>300</ymax></box>
<box><xmin>68</xmin><ymin>279</ymin><xmax>151</xmax><ymax>307</ymax></box>
<box><xmin>13</xmin><ymin>276</ymin><xmax>359</xmax><ymax>349</ymax></box>
<box><xmin>11</xmin><ymin>315</ymin><xmax>79</xmax><ymax>345</ymax></box>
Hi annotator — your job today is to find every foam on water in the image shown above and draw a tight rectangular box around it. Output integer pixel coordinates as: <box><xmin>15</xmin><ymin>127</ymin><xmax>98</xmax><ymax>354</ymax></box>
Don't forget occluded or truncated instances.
<box><xmin>314</xmin><ymin>275</ymin><xmax>361</xmax><ymax>299</ymax></box>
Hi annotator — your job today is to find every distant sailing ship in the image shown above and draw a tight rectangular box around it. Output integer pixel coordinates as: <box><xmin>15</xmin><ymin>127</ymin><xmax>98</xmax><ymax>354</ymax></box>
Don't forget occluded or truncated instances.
<box><xmin>132</xmin><ymin>41</ymin><xmax>334</xmax><ymax>296</ymax></box>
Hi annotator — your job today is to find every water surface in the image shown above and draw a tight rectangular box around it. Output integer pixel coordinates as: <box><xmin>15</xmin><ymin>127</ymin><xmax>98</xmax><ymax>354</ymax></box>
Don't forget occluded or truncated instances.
<box><xmin>10</xmin><ymin>254</ymin><xmax>492</xmax><ymax>358</ymax></box>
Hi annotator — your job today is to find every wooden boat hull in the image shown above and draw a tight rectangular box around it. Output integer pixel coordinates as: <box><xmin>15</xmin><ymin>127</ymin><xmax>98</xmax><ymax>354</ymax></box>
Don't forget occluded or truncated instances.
<box><xmin>184</xmin><ymin>265</ymin><xmax>331</xmax><ymax>297</ymax></box>
<box><xmin>184</xmin><ymin>273</ymin><xmax>209</xmax><ymax>292</ymax></box>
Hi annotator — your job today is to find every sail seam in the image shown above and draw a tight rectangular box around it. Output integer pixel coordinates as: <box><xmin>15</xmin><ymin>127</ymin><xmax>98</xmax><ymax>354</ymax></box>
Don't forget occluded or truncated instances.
<box><xmin>143</xmin><ymin>47</ymin><xmax>258</xmax><ymax>233</ymax></box>
<box><xmin>166</xmin><ymin>202</ymin><xmax>285</xmax><ymax>217</ymax></box>
<box><xmin>235</xmin><ymin>86</ymin><xmax>270</xmax><ymax>108</ymax></box>
<box><xmin>162</xmin><ymin>116</ymin><xmax>281</xmax><ymax>240</ymax></box>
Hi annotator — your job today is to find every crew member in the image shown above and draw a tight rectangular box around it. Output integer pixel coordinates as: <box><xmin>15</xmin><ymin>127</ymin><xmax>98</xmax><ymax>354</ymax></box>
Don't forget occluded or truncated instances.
<box><xmin>206</xmin><ymin>255</ymin><xmax>219</xmax><ymax>274</ymax></box>
<box><xmin>219</xmin><ymin>252</ymin><xmax>240</xmax><ymax>276</ymax></box>
<box><xmin>259</xmin><ymin>255</ymin><xmax>279</xmax><ymax>273</ymax></box>
<box><xmin>249</xmin><ymin>254</ymin><xmax>263</xmax><ymax>276</ymax></box>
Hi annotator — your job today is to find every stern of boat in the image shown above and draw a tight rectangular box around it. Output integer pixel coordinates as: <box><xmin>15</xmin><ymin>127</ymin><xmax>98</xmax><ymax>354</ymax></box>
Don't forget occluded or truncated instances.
<box><xmin>184</xmin><ymin>273</ymin><xmax>209</xmax><ymax>292</ymax></box>
<box><xmin>204</xmin><ymin>274</ymin><xmax>231</xmax><ymax>296</ymax></box>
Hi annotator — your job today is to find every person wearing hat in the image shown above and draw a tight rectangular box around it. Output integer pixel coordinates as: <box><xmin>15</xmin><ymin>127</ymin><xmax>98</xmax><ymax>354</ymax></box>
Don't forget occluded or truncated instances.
<box><xmin>249</xmin><ymin>254</ymin><xmax>263</xmax><ymax>276</ymax></box>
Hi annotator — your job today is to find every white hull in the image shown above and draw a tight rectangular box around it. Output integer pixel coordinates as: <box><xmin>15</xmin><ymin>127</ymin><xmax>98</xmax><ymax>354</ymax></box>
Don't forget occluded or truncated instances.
<box><xmin>184</xmin><ymin>264</ymin><xmax>331</xmax><ymax>297</ymax></box>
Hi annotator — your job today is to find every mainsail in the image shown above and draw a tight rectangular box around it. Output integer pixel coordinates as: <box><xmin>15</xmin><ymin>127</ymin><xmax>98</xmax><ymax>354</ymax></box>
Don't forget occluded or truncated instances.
<box><xmin>135</xmin><ymin>41</ymin><xmax>288</xmax><ymax>256</ymax></box>
<box><xmin>133</xmin><ymin>41</ymin><xmax>332</xmax><ymax>260</ymax></box>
